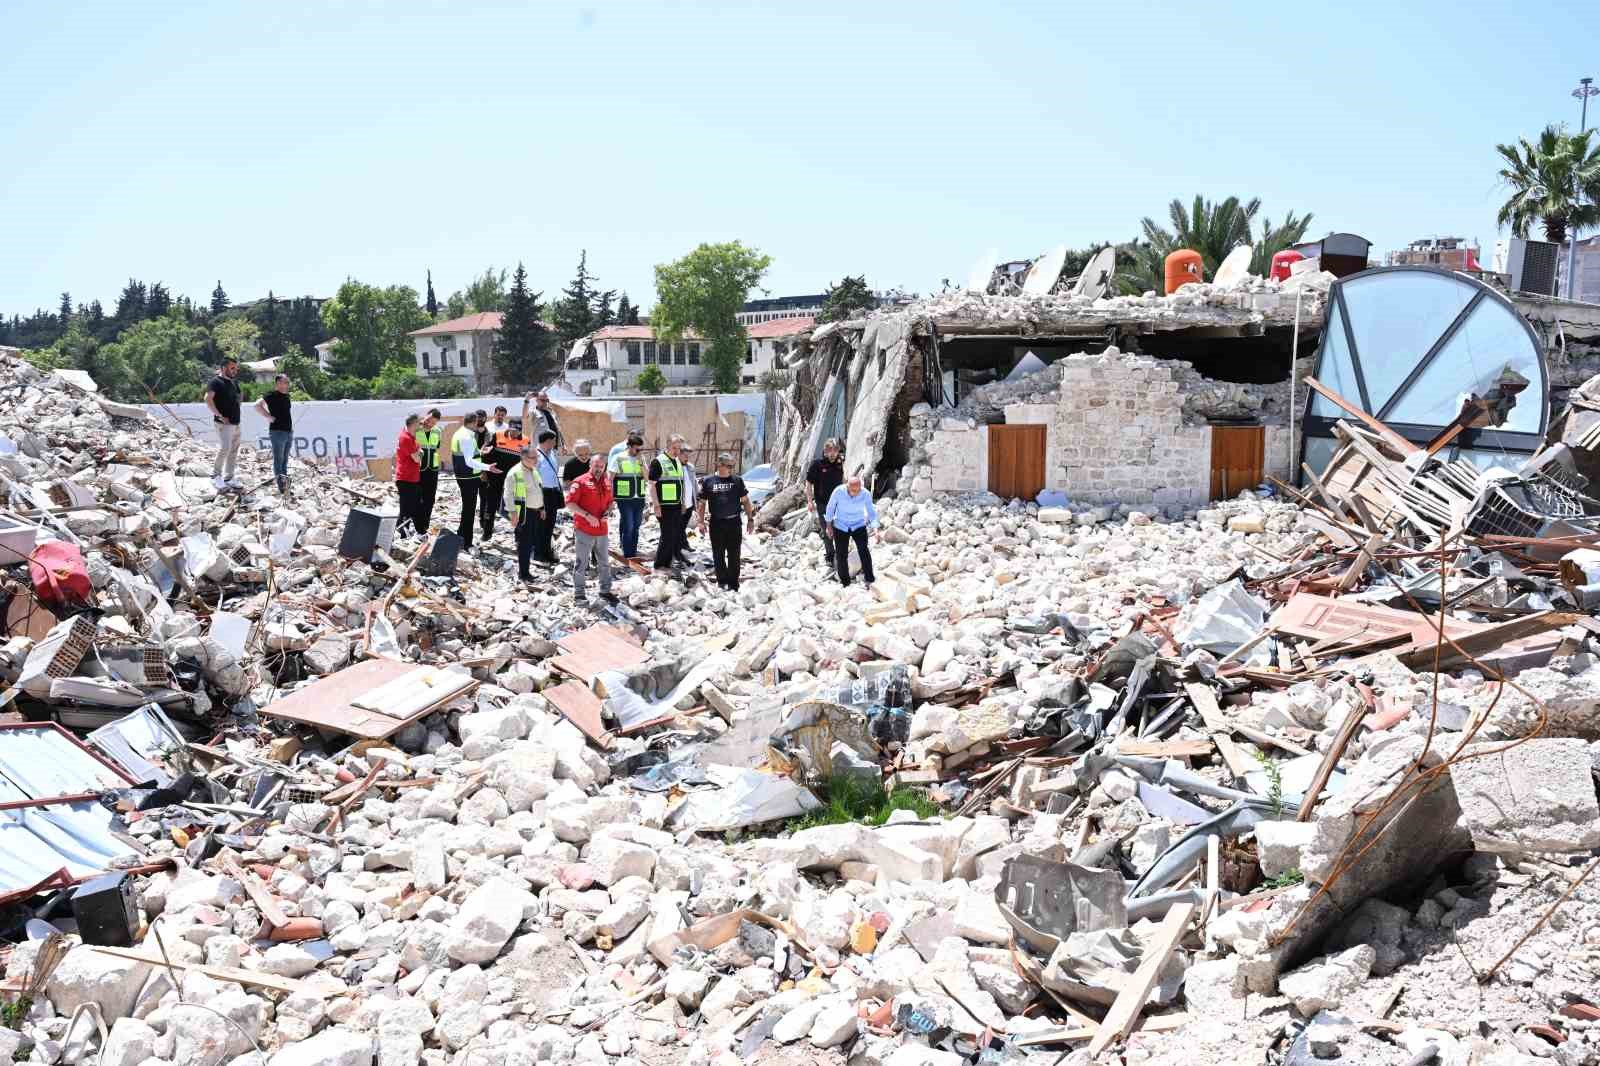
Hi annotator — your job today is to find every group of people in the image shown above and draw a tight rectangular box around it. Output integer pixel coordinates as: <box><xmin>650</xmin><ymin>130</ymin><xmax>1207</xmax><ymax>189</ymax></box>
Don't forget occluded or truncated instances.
<box><xmin>388</xmin><ymin>395</ymin><xmax>765</xmax><ymax>601</ymax></box>
<box><xmin>206</xmin><ymin>363</ymin><xmax>884</xmax><ymax>596</ymax></box>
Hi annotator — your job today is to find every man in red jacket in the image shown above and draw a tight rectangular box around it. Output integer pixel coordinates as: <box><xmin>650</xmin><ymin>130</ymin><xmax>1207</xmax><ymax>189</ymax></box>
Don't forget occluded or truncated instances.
<box><xmin>394</xmin><ymin>414</ymin><xmax>423</xmax><ymax>537</ymax></box>
<box><xmin>564</xmin><ymin>454</ymin><xmax>617</xmax><ymax>604</ymax></box>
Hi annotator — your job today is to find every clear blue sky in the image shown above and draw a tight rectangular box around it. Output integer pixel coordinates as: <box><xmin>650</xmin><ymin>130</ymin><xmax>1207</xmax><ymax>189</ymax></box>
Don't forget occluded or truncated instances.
<box><xmin>4</xmin><ymin>0</ymin><xmax>1598</xmax><ymax>319</ymax></box>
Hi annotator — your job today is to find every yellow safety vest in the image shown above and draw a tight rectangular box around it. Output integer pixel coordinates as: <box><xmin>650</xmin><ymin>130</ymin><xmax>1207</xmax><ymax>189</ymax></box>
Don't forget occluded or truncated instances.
<box><xmin>417</xmin><ymin>427</ymin><xmax>441</xmax><ymax>470</ymax></box>
<box><xmin>656</xmin><ymin>453</ymin><xmax>682</xmax><ymax>506</ymax></box>
<box><xmin>615</xmin><ymin>455</ymin><xmax>644</xmax><ymax>500</ymax></box>
<box><xmin>507</xmin><ymin>464</ymin><xmax>533</xmax><ymax>516</ymax></box>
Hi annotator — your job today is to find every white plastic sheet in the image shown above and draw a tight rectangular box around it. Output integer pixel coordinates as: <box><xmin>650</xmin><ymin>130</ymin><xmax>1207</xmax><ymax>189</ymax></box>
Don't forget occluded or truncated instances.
<box><xmin>1175</xmin><ymin>579</ymin><xmax>1269</xmax><ymax>657</ymax></box>
<box><xmin>667</xmin><ymin>766</ymin><xmax>820</xmax><ymax>832</ymax></box>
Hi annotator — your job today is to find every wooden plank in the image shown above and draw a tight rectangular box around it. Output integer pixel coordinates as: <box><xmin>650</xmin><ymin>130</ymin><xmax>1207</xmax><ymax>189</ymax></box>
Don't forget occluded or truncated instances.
<box><xmin>87</xmin><ymin>945</ymin><xmax>322</xmax><ymax>996</ymax></box>
<box><xmin>1296</xmin><ymin>699</ymin><xmax>1370</xmax><ymax>821</ymax></box>
<box><xmin>1087</xmin><ymin>901</ymin><xmax>1197</xmax><ymax>1058</ymax></box>
<box><xmin>1184</xmin><ymin>682</ymin><xmax>1255</xmax><ymax>779</ymax></box>
<box><xmin>1395</xmin><ymin>610</ymin><xmax>1580</xmax><ymax>671</ymax></box>
<box><xmin>1016</xmin><ymin>1013</ymin><xmax>1189</xmax><ymax>1047</ymax></box>
<box><xmin>258</xmin><ymin>658</ymin><xmax>437</xmax><ymax>739</ymax></box>
<box><xmin>544</xmin><ymin>679</ymin><xmax>611</xmax><ymax>748</ymax></box>
<box><xmin>1303</xmin><ymin>376</ymin><xmax>1419</xmax><ymax>456</ymax></box>
<box><xmin>1114</xmin><ymin>739</ymin><xmax>1214</xmax><ymax>759</ymax></box>
<box><xmin>222</xmin><ymin>857</ymin><xmax>289</xmax><ymax>929</ymax></box>
<box><xmin>551</xmin><ymin>624</ymin><xmax>648</xmax><ymax>683</ymax></box>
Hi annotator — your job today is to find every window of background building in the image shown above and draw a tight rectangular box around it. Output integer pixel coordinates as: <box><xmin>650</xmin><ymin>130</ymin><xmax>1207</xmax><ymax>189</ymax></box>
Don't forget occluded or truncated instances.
<box><xmin>627</xmin><ymin>341</ymin><xmax>641</xmax><ymax>365</ymax></box>
<box><xmin>642</xmin><ymin>341</ymin><xmax>657</xmax><ymax>365</ymax></box>
<box><xmin>745</xmin><ymin>343</ymin><xmax>754</xmax><ymax>365</ymax></box>
<box><xmin>688</xmin><ymin>342</ymin><xmax>700</xmax><ymax>365</ymax></box>
<box><xmin>459</xmin><ymin>350</ymin><xmax>467</xmax><ymax>368</ymax></box>
<box><xmin>421</xmin><ymin>352</ymin><xmax>430</xmax><ymax>370</ymax></box>
<box><xmin>673</xmin><ymin>343</ymin><xmax>687</xmax><ymax>366</ymax></box>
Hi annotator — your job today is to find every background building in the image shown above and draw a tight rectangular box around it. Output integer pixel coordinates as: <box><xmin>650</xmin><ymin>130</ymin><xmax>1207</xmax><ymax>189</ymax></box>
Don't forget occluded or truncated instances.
<box><xmin>1387</xmin><ymin>236</ymin><xmax>1482</xmax><ymax>271</ymax></box>
<box><xmin>408</xmin><ymin>311</ymin><xmax>503</xmax><ymax>393</ymax></box>
<box><xmin>735</xmin><ymin>294</ymin><xmax>825</xmax><ymax>326</ymax></box>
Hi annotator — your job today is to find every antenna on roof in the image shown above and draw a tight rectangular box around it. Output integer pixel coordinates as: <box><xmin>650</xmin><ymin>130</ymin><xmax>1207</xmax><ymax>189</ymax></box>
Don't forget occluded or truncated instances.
<box><xmin>965</xmin><ymin>250</ymin><xmax>999</xmax><ymax>294</ymax></box>
<box><xmin>1022</xmin><ymin>244</ymin><xmax>1068</xmax><ymax>296</ymax></box>
<box><xmin>1071</xmin><ymin>246</ymin><xmax>1117</xmax><ymax>300</ymax></box>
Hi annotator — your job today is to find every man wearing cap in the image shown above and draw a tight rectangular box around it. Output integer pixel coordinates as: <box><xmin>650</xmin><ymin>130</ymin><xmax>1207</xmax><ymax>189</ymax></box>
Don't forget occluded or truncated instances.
<box><xmin>206</xmin><ymin>356</ymin><xmax>244</xmax><ymax>490</ymax></box>
<box><xmin>610</xmin><ymin>433</ymin><xmax>648</xmax><ymax>560</ymax></box>
<box><xmin>565</xmin><ymin>454</ymin><xmax>617</xmax><ymax>604</ymax></box>
<box><xmin>695</xmin><ymin>453</ymin><xmax>756</xmax><ymax>591</ymax></box>
<box><xmin>531</xmin><ymin>429</ymin><xmax>564</xmax><ymax>565</ymax></box>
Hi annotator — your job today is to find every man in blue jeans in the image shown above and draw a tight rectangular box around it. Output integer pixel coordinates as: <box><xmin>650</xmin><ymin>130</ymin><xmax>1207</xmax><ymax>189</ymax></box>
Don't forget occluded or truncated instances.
<box><xmin>608</xmin><ymin>433</ymin><xmax>648</xmax><ymax>560</ymax></box>
<box><xmin>253</xmin><ymin>374</ymin><xmax>294</xmax><ymax>495</ymax></box>
<box><xmin>824</xmin><ymin>475</ymin><xmax>881</xmax><ymax>587</ymax></box>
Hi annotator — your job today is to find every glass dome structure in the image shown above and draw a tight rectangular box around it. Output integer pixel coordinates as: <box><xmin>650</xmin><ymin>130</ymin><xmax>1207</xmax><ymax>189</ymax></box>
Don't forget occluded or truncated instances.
<box><xmin>1301</xmin><ymin>266</ymin><xmax>1549</xmax><ymax>476</ymax></box>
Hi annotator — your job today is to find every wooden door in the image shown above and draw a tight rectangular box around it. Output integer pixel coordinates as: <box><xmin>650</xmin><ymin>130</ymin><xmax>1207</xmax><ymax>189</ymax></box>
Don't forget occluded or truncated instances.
<box><xmin>1210</xmin><ymin>425</ymin><xmax>1264</xmax><ymax>500</ymax></box>
<box><xmin>987</xmin><ymin>424</ymin><xmax>1047</xmax><ymax>501</ymax></box>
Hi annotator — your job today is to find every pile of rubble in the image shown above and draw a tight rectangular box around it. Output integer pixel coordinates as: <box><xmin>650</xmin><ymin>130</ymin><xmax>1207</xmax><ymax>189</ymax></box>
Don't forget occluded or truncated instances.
<box><xmin>2</xmin><ymin>351</ymin><xmax>1600</xmax><ymax>1066</ymax></box>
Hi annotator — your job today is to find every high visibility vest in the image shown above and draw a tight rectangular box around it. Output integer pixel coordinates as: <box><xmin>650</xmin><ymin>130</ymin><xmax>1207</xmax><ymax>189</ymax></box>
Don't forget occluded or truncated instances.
<box><xmin>614</xmin><ymin>455</ymin><xmax>644</xmax><ymax>500</ymax></box>
<box><xmin>495</xmin><ymin>429</ymin><xmax>527</xmax><ymax>453</ymax></box>
<box><xmin>451</xmin><ymin>430</ymin><xmax>477</xmax><ymax>478</ymax></box>
<box><xmin>417</xmin><ymin>427</ymin><xmax>441</xmax><ymax>470</ymax></box>
<box><xmin>655</xmin><ymin>453</ymin><xmax>683</xmax><ymax>506</ymax></box>
<box><xmin>507</xmin><ymin>463</ymin><xmax>533</xmax><ymax>516</ymax></box>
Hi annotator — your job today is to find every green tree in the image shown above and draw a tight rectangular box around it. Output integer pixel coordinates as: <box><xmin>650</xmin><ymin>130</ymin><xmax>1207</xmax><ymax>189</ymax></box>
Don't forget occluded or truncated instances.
<box><xmin>320</xmin><ymin>281</ymin><xmax>428</xmax><ymax>379</ymax></box>
<box><xmin>462</xmin><ymin>266</ymin><xmax>509</xmax><ymax>313</ymax></box>
<box><xmin>425</xmin><ymin>269</ymin><xmax>438</xmax><ymax>318</ymax></box>
<box><xmin>257</xmin><ymin>291</ymin><xmax>288</xmax><ymax>358</ymax></box>
<box><xmin>444</xmin><ymin>291</ymin><xmax>469</xmax><ymax>319</ymax></box>
<box><xmin>210</xmin><ymin>280</ymin><xmax>229</xmax><ymax>317</ymax></box>
<box><xmin>100</xmin><ymin>315</ymin><xmax>207</xmax><ymax>401</ymax></box>
<box><xmin>1114</xmin><ymin>196</ymin><xmax>1311</xmax><ymax>294</ymax></box>
<box><xmin>146</xmin><ymin>282</ymin><xmax>172</xmax><ymax>319</ymax></box>
<box><xmin>553</xmin><ymin>250</ymin><xmax>599</xmax><ymax>348</ymax></box>
<box><xmin>818</xmin><ymin>275</ymin><xmax>876</xmax><ymax>323</ymax></box>
<box><xmin>1497</xmin><ymin>124</ymin><xmax>1600</xmax><ymax>244</ymax></box>
<box><xmin>652</xmin><ymin>241</ymin><xmax>771</xmax><ymax>393</ymax></box>
<box><xmin>592</xmin><ymin>289</ymin><xmax>616</xmax><ymax>328</ymax></box>
<box><xmin>635</xmin><ymin>364</ymin><xmax>667</xmax><ymax>395</ymax></box>
<box><xmin>213</xmin><ymin>317</ymin><xmax>262</xmax><ymax>362</ymax></box>
<box><xmin>1250</xmin><ymin>211</ymin><xmax>1316</xmax><ymax>276</ymax></box>
<box><xmin>114</xmin><ymin>279</ymin><xmax>147</xmax><ymax>325</ymax></box>
<box><xmin>58</xmin><ymin>292</ymin><xmax>72</xmax><ymax>323</ymax></box>
<box><xmin>494</xmin><ymin>262</ymin><xmax>553</xmax><ymax>388</ymax></box>
<box><xmin>617</xmin><ymin>293</ymin><xmax>639</xmax><ymax>326</ymax></box>
<box><xmin>279</xmin><ymin>350</ymin><xmax>330</xmax><ymax>399</ymax></box>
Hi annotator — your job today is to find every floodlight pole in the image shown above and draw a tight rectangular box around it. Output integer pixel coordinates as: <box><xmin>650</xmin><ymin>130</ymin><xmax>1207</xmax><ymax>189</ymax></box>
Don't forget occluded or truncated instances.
<box><xmin>1569</xmin><ymin>77</ymin><xmax>1598</xmax><ymax>300</ymax></box>
<box><xmin>1289</xmin><ymin>288</ymin><xmax>1303</xmax><ymax>482</ymax></box>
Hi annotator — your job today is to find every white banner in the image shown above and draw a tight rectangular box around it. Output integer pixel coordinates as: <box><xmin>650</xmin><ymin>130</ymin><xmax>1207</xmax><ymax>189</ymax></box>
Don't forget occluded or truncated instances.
<box><xmin>144</xmin><ymin>394</ymin><xmax>627</xmax><ymax>474</ymax></box>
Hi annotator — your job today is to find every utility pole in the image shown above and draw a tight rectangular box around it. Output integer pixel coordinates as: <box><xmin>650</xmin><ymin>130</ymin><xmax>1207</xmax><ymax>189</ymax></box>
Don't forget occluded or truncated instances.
<box><xmin>1569</xmin><ymin>77</ymin><xmax>1598</xmax><ymax>300</ymax></box>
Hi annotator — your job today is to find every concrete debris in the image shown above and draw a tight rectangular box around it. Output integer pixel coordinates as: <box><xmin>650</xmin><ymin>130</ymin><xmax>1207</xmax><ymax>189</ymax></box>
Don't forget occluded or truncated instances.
<box><xmin>3</xmin><ymin>349</ymin><xmax>1600</xmax><ymax>1066</ymax></box>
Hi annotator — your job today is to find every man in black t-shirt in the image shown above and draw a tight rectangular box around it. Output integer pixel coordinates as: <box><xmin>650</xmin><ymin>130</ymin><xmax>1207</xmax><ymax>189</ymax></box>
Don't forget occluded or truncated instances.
<box><xmin>695</xmin><ymin>453</ymin><xmax>755</xmax><ymax>591</ymax></box>
<box><xmin>252</xmin><ymin>373</ymin><xmax>294</xmax><ymax>494</ymax></box>
<box><xmin>206</xmin><ymin>356</ymin><xmax>244</xmax><ymax>490</ymax></box>
<box><xmin>804</xmin><ymin>438</ymin><xmax>845</xmax><ymax>566</ymax></box>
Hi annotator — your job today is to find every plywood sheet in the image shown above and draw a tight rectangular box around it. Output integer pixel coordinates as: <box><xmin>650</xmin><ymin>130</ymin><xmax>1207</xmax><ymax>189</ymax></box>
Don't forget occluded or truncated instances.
<box><xmin>260</xmin><ymin>658</ymin><xmax>476</xmax><ymax>739</ymax></box>
<box><xmin>1270</xmin><ymin>593</ymin><xmax>1483</xmax><ymax>646</ymax></box>
<box><xmin>550</xmin><ymin>624</ymin><xmax>648</xmax><ymax>683</ymax></box>
<box><xmin>544</xmin><ymin>680</ymin><xmax>609</xmax><ymax>747</ymax></box>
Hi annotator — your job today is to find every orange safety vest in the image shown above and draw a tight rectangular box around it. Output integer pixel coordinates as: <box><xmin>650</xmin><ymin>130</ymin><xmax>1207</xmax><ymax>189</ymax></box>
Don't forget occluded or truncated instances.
<box><xmin>495</xmin><ymin>429</ymin><xmax>527</xmax><ymax>452</ymax></box>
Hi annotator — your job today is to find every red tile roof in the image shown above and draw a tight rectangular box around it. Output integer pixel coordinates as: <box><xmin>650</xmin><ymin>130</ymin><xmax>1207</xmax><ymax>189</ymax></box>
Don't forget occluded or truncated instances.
<box><xmin>409</xmin><ymin>311</ymin><xmax>504</xmax><ymax>336</ymax></box>
<box><xmin>590</xmin><ymin>324</ymin><xmax>705</xmax><ymax>341</ymax></box>
<box><xmin>745</xmin><ymin>315</ymin><xmax>816</xmax><ymax>339</ymax></box>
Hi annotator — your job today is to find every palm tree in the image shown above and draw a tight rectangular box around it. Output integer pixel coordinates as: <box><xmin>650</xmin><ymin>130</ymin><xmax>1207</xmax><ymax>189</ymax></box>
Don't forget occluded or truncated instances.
<box><xmin>1250</xmin><ymin>210</ymin><xmax>1315</xmax><ymax>275</ymax></box>
<box><xmin>1496</xmin><ymin>124</ymin><xmax>1600</xmax><ymax>244</ymax></box>
<box><xmin>1114</xmin><ymin>195</ymin><xmax>1310</xmax><ymax>294</ymax></box>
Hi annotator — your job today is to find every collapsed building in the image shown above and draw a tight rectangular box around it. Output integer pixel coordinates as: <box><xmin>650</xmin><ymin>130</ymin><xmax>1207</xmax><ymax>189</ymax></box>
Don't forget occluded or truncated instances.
<box><xmin>4</xmin><ymin>252</ymin><xmax>1600</xmax><ymax>1066</ymax></box>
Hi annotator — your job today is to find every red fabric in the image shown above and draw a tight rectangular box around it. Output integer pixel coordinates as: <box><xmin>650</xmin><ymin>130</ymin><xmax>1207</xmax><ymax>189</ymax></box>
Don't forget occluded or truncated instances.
<box><xmin>395</xmin><ymin>430</ymin><xmax>420</xmax><ymax>482</ymax></box>
<box><xmin>564</xmin><ymin>472</ymin><xmax>614</xmax><ymax>535</ymax></box>
<box><xmin>29</xmin><ymin>541</ymin><xmax>91</xmax><ymax>608</ymax></box>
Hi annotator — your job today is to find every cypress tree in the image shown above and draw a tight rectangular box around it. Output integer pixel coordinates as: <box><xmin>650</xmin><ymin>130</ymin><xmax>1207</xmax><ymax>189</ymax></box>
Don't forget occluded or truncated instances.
<box><xmin>494</xmin><ymin>262</ymin><xmax>553</xmax><ymax>388</ymax></box>
<box><xmin>210</xmin><ymin>281</ymin><xmax>229</xmax><ymax>316</ymax></box>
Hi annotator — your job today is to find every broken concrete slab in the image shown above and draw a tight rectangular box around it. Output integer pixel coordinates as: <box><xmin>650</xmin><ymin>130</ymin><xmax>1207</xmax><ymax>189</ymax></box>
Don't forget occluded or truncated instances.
<box><xmin>1449</xmin><ymin>738</ymin><xmax>1600</xmax><ymax>854</ymax></box>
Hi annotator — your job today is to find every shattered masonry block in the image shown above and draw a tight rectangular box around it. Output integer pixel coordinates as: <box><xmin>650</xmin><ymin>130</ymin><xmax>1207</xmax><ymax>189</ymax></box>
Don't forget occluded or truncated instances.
<box><xmin>1449</xmin><ymin>738</ymin><xmax>1600</xmax><ymax>853</ymax></box>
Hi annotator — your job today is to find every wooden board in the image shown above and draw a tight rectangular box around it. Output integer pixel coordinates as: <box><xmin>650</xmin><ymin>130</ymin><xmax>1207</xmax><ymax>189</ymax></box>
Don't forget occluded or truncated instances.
<box><xmin>1210</xmin><ymin>425</ymin><xmax>1264</xmax><ymax>501</ymax></box>
<box><xmin>259</xmin><ymin>658</ymin><xmax>477</xmax><ymax>740</ymax></box>
<box><xmin>550</xmin><ymin>624</ymin><xmax>648</xmax><ymax>683</ymax></box>
<box><xmin>544</xmin><ymin>679</ymin><xmax>610</xmax><ymax>748</ymax></box>
<box><xmin>1087</xmin><ymin>901</ymin><xmax>1196</xmax><ymax>1058</ymax></box>
<box><xmin>987</xmin><ymin>424</ymin><xmax>1046</xmax><ymax>502</ymax></box>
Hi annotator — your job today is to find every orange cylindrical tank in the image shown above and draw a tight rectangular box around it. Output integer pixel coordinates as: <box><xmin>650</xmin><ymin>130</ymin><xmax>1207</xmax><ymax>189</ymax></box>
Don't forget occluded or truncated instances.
<box><xmin>1271</xmin><ymin>249</ymin><xmax>1305</xmax><ymax>282</ymax></box>
<box><xmin>1164</xmin><ymin>249</ymin><xmax>1204</xmax><ymax>294</ymax></box>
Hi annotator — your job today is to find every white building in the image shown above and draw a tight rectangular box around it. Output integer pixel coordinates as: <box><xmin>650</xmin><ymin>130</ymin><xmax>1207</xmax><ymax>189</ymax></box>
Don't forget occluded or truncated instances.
<box><xmin>313</xmin><ymin>339</ymin><xmax>338</xmax><ymax>373</ymax></box>
<box><xmin>407</xmin><ymin>312</ymin><xmax>503</xmax><ymax>393</ymax></box>
<box><xmin>735</xmin><ymin>294</ymin><xmax>824</xmax><ymax>326</ymax></box>
<box><xmin>562</xmin><ymin>325</ymin><xmax>711</xmax><ymax>395</ymax></box>
<box><xmin>743</xmin><ymin>316</ymin><xmax>814</xmax><ymax>385</ymax></box>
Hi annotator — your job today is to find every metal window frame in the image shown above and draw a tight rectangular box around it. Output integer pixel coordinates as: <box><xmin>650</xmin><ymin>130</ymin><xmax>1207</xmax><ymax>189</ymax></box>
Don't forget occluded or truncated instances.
<box><xmin>1297</xmin><ymin>266</ymin><xmax>1551</xmax><ymax>480</ymax></box>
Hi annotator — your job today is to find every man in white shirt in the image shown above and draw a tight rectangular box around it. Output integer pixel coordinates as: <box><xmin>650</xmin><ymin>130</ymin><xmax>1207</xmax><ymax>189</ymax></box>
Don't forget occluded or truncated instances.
<box><xmin>450</xmin><ymin>413</ymin><xmax>499</xmax><ymax>550</ymax></box>
<box><xmin>531</xmin><ymin>429</ymin><xmax>564</xmax><ymax>565</ymax></box>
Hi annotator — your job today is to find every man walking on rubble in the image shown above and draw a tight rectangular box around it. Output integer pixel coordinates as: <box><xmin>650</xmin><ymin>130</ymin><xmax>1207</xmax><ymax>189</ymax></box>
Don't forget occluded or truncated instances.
<box><xmin>805</xmin><ymin>438</ymin><xmax>845</xmax><ymax>569</ymax></box>
<box><xmin>415</xmin><ymin>408</ymin><xmax>443</xmax><ymax>533</ymax></box>
<box><xmin>825</xmin><ymin>474</ymin><xmax>881</xmax><ymax>587</ymax></box>
<box><xmin>506</xmin><ymin>445</ymin><xmax>540</xmax><ymax>582</ymax></box>
<box><xmin>207</xmin><ymin>355</ymin><xmax>244</xmax><ymax>491</ymax></box>
<box><xmin>450</xmin><ymin>411</ymin><xmax>499</xmax><ymax>550</ymax></box>
<box><xmin>695</xmin><ymin>453</ymin><xmax>756</xmax><ymax>591</ymax></box>
<box><xmin>650</xmin><ymin>434</ymin><xmax>690</xmax><ymax>573</ymax></box>
<box><xmin>394</xmin><ymin>414</ymin><xmax>423</xmax><ymax>537</ymax></box>
<box><xmin>609</xmin><ymin>433</ymin><xmax>648</xmax><ymax>560</ymax></box>
<box><xmin>566</xmin><ymin>454</ymin><xmax>617</xmax><ymax>604</ymax></box>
